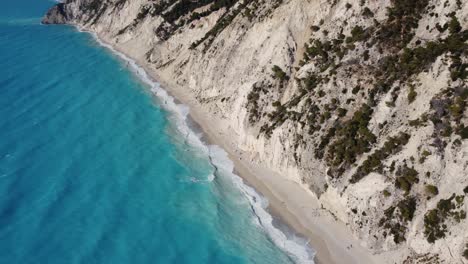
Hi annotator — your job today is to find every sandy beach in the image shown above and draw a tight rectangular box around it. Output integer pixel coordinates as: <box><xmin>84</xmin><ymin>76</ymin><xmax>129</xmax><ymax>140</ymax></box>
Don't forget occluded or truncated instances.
<box><xmin>91</xmin><ymin>32</ymin><xmax>388</xmax><ymax>264</ymax></box>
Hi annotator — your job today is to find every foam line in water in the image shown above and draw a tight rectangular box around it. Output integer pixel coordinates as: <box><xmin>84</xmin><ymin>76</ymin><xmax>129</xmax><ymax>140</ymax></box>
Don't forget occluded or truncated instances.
<box><xmin>82</xmin><ymin>28</ymin><xmax>316</xmax><ymax>264</ymax></box>
<box><xmin>0</xmin><ymin>18</ymin><xmax>42</xmax><ymax>26</ymax></box>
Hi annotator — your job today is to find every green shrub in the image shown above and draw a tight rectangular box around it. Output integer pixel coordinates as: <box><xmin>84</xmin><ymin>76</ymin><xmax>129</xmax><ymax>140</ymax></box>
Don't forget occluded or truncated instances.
<box><xmin>419</xmin><ymin>150</ymin><xmax>431</xmax><ymax>163</ymax></box>
<box><xmin>448</xmin><ymin>15</ymin><xmax>462</xmax><ymax>34</ymax></box>
<box><xmin>346</xmin><ymin>26</ymin><xmax>366</xmax><ymax>43</ymax></box>
<box><xmin>191</xmin><ymin>0</ymin><xmax>251</xmax><ymax>51</ymax></box>
<box><xmin>424</xmin><ymin>194</ymin><xmax>466</xmax><ymax>243</ymax></box>
<box><xmin>449</xmin><ymin>97</ymin><xmax>465</xmax><ymax>119</ymax></box>
<box><xmin>327</xmin><ymin>104</ymin><xmax>376</xmax><ymax>178</ymax></box>
<box><xmin>363</xmin><ymin>50</ymin><xmax>370</xmax><ymax>61</ymax></box>
<box><xmin>395</xmin><ymin>165</ymin><xmax>419</xmax><ymax>194</ymax></box>
<box><xmin>246</xmin><ymin>82</ymin><xmax>266</xmax><ymax>123</ymax></box>
<box><xmin>396</xmin><ymin>177</ymin><xmax>411</xmax><ymax>193</ymax></box>
<box><xmin>362</xmin><ymin>7</ymin><xmax>374</xmax><ymax>17</ymax></box>
<box><xmin>272</xmin><ymin>65</ymin><xmax>289</xmax><ymax>81</ymax></box>
<box><xmin>409</xmin><ymin>119</ymin><xmax>422</xmax><ymax>127</ymax></box>
<box><xmin>377</xmin><ymin>0</ymin><xmax>430</xmax><ymax>47</ymax></box>
<box><xmin>383</xmin><ymin>190</ymin><xmax>391</xmax><ymax>197</ymax></box>
<box><xmin>441</xmin><ymin>124</ymin><xmax>453</xmax><ymax>137</ymax></box>
<box><xmin>302</xmin><ymin>74</ymin><xmax>321</xmax><ymax>91</ymax></box>
<box><xmin>398</xmin><ymin>197</ymin><xmax>417</xmax><ymax>221</ymax></box>
<box><xmin>425</xmin><ymin>185</ymin><xmax>439</xmax><ymax>196</ymax></box>
<box><xmin>458</xmin><ymin>125</ymin><xmax>468</xmax><ymax>139</ymax></box>
<box><xmin>351</xmin><ymin>133</ymin><xmax>410</xmax><ymax>183</ymax></box>
<box><xmin>310</xmin><ymin>25</ymin><xmax>320</xmax><ymax>32</ymax></box>
<box><xmin>380</xmin><ymin>196</ymin><xmax>417</xmax><ymax>244</ymax></box>
<box><xmin>454</xmin><ymin>210</ymin><xmax>466</xmax><ymax>222</ymax></box>
<box><xmin>408</xmin><ymin>85</ymin><xmax>417</xmax><ymax>103</ymax></box>
<box><xmin>337</xmin><ymin>108</ymin><xmax>347</xmax><ymax>117</ymax></box>
<box><xmin>272</xmin><ymin>101</ymin><xmax>282</xmax><ymax>107</ymax></box>
<box><xmin>352</xmin><ymin>86</ymin><xmax>361</xmax><ymax>94</ymax></box>
<box><xmin>424</xmin><ymin>208</ymin><xmax>445</xmax><ymax>243</ymax></box>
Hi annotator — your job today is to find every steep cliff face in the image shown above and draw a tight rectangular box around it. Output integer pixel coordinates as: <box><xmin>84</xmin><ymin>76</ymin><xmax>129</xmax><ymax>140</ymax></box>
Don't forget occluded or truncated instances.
<box><xmin>43</xmin><ymin>0</ymin><xmax>468</xmax><ymax>263</ymax></box>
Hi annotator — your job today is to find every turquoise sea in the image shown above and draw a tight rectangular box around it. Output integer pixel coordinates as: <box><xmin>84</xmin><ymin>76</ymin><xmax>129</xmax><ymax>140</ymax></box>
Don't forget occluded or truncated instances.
<box><xmin>0</xmin><ymin>1</ymin><xmax>314</xmax><ymax>263</ymax></box>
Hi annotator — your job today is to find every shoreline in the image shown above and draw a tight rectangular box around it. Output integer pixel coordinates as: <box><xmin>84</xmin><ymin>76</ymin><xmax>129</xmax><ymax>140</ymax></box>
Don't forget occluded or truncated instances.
<box><xmin>86</xmin><ymin>28</ymin><xmax>384</xmax><ymax>264</ymax></box>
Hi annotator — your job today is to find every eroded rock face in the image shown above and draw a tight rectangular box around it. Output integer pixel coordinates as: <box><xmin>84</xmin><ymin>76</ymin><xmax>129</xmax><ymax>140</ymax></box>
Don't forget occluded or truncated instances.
<box><xmin>42</xmin><ymin>3</ymin><xmax>68</xmax><ymax>24</ymax></box>
<box><xmin>43</xmin><ymin>0</ymin><xmax>468</xmax><ymax>263</ymax></box>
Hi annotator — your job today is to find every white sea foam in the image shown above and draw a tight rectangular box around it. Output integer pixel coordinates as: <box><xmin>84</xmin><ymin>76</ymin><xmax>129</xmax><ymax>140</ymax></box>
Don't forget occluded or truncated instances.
<box><xmin>207</xmin><ymin>145</ymin><xmax>316</xmax><ymax>264</ymax></box>
<box><xmin>84</xmin><ymin>29</ymin><xmax>316</xmax><ymax>264</ymax></box>
<box><xmin>206</xmin><ymin>173</ymin><xmax>215</xmax><ymax>182</ymax></box>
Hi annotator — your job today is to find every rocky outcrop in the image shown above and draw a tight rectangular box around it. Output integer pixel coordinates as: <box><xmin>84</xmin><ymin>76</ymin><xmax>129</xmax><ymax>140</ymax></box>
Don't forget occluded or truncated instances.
<box><xmin>43</xmin><ymin>0</ymin><xmax>468</xmax><ymax>263</ymax></box>
<box><xmin>42</xmin><ymin>3</ymin><xmax>69</xmax><ymax>24</ymax></box>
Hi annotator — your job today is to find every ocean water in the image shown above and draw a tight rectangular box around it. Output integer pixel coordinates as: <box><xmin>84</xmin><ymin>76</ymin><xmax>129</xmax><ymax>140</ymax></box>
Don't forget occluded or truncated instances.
<box><xmin>0</xmin><ymin>1</ymin><xmax>314</xmax><ymax>264</ymax></box>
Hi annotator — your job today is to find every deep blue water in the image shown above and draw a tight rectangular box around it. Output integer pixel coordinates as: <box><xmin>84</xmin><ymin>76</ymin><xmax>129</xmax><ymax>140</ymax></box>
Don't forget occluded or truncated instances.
<box><xmin>0</xmin><ymin>1</ymin><xmax>313</xmax><ymax>264</ymax></box>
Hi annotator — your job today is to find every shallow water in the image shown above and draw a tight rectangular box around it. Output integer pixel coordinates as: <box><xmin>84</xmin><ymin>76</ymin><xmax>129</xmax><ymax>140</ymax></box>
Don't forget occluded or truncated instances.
<box><xmin>0</xmin><ymin>1</ymin><xmax>314</xmax><ymax>263</ymax></box>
